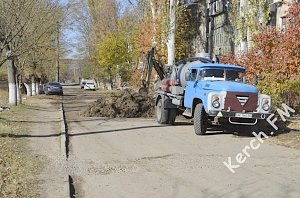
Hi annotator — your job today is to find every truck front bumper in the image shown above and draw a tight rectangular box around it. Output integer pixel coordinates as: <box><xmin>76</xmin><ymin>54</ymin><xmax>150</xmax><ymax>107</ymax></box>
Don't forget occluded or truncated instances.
<box><xmin>208</xmin><ymin>111</ymin><xmax>271</xmax><ymax>120</ymax></box>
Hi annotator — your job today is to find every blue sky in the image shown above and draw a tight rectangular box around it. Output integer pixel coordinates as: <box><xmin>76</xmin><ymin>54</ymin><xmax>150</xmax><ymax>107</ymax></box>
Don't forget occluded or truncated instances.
<box><xmin>60</xmin><ymin>0</ymin><xmax>135</xmax><ymax>59</ymax></box>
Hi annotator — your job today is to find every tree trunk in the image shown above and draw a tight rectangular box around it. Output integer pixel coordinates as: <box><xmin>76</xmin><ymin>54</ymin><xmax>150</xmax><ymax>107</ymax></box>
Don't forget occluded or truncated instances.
<box><xmin>35</xmin><ymin>82</ymin><xmax>39</xmax><ymax>95</ymax></box>
<box><xmin>167</xmin><ymin>0</ymin><xmax>176</xmax><ymax>65</ymax></box>
<box><xmin>241</xmin><ymin>40</ymin><xmax>247</xmax><ymax>53</ymax></box>
<box><xmin>150</xmin><ymin>0</ymin><xmax>159</xmax><ymax>45</ymax></box>
<box><xmin>7</xmin><ymin>59</ymin><xmax>17</xmax><ymax>106</ymax></box>
<box><xmin>17</xmin><ymin>81</ymin><xmax>22</xmax><ymax>104</ymax></box>
<box><xmin>17</xmin><ymin>76</ymin><xmax>22</xmax><ymax>104</ymax></box>
<box><xmin>31</xmin><ymin>76</ymin><xmax>36</xmax><ymax>95</ymax></box>
<box><xmin>106</xmin><ymin>83</ymin><xmax>112</xmax><ymax>90</ymax></box>
<box><xmin>150</xmin><ymin>0</ymin><xmax>157</xmax><ymax>20</ymax></box>
<box><xmin>24</xmin><ymin>83</ymin><xmax>32</xmax><ymax>96</ymax></box>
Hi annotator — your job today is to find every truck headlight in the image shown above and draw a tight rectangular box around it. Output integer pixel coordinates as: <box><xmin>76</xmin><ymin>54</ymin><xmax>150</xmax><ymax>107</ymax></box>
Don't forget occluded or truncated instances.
<box><xmin>262</xmin><ymin>99</ymin><xmax>270</xmax><ymax>111</ymax></box>
<box><xmin>212</xmin><ymin>95</ymin><xmax>220</xmax><ymax>108</ymax></box>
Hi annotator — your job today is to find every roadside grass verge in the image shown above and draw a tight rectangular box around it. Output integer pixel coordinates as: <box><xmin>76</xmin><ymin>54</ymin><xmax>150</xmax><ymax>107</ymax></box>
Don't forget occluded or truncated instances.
<box><xmin>0</xmin><ymin>85</ymin><xmax>8</xmax><ymax>106</ymax></box>
<box><xmin>0</xmin><ymin>103</ymin><xmax>42</xmax><ymax>197</ymax></box>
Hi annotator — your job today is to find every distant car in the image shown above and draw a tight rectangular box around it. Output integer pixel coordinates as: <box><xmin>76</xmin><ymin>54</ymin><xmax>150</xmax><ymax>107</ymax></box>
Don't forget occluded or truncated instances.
<box><xmin>84</xmin><ymin>81</ymin><xmax>96</xmax><ymax>91</ymax></box>
<box><xmin>45</xmin><ymin>82</ymin><xmax>63</xmax><ymax>95</ymax></box>
<box><xmin>80</xmin><ymin>81</ymin><xmax>86</xmax><ymax>89</ymax></box>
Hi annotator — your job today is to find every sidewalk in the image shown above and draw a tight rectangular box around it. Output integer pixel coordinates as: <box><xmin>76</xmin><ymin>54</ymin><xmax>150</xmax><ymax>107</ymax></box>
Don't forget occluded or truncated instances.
<box><xmin>24</xmin><ymin>96</ymin><xmax>68</xmax><ymax>198</ymax></box>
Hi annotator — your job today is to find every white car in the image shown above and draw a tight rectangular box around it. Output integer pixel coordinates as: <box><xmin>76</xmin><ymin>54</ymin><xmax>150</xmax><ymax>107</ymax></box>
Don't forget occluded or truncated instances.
<box><xmin>84</xmin><ymin>82</ymin><xmax>96</xmax><ymax>91</ymax></box>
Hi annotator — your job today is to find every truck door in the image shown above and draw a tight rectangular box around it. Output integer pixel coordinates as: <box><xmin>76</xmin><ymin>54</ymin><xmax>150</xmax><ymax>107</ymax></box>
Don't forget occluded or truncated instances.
<box><xmin>184</xmin><ymin>69</ymin><xmax>198</xmax><ymax>108</ymax></box>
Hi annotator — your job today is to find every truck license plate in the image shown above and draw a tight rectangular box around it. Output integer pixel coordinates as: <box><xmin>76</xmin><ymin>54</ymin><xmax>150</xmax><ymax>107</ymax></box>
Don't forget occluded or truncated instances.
<box><xmin>235</xmin><ymin>113</ymin><xmax>252</xmax><ymax>118</ymax></box>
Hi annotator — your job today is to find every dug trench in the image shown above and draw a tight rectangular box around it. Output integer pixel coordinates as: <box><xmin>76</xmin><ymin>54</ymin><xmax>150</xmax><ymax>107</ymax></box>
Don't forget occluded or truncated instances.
<box><xmin>61</xmin><ymin>102</ymin><xmax>76</xmax><ymax>198</ymax></box>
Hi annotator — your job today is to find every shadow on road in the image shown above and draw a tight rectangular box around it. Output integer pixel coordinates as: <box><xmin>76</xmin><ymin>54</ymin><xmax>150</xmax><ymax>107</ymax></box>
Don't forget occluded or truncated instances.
<box><xmin>1</xmin><ymin>111</ymin><xmax>292</xmax><ymax>138</ymax></box>
<box><xmin>0</xmin><ymin>116</ymin><xmax>102</xmax><ymax>124</ymax></box>
<box><xmin>69</xmin><ymin>125</ymin><xmax>170</xmax><ymax>137</ymax></box>
<box><xmin>26</xmin><ymin>106</ymin><xmax>60</xmax><ymax>112</ymax></box>
<box><xmin>1</xmin><ymin>123</ymin><xmax>293</xmax><ymax>138</ymax></box>
<box><xmin>0</xmin><ymin>125</ymin><xmax>171</xmax><ymax>138</ymax></box>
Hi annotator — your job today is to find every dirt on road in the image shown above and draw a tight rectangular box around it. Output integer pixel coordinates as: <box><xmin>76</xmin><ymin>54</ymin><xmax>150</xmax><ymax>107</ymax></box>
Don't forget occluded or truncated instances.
<box><xmin>82</xmin><ymin>89</ymin><xmax>154</xmax><ymax>118</ymax></box>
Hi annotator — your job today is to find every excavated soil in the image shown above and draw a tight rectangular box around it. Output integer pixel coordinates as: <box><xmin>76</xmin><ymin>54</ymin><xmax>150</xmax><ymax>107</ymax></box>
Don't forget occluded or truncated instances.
<box><xmin>82</xmin><ymin>89</ymin><xmax>155</xmax><ymax>118</ymax></box>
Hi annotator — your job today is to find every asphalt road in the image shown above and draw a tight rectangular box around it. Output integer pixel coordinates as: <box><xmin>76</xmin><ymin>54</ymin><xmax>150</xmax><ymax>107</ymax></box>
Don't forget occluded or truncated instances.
<box><xmin>62</xmin><ymin>86</ymin><xmax>300</xmax><ymax>198</ymax></box>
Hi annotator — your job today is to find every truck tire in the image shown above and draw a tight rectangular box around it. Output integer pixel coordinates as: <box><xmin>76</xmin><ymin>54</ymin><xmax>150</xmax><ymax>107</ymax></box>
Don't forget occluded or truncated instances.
<box><xmin>156</xmin><ymin>98</ymin><xmax>169</xmax><ymax>124</ymax></box>
<box><xmin>194</xmin><ymin>103</ymin><xmax>207</xmax><ymax>135</ymax></box>
<box><xmin>168</xmin><ymin>109</ymin><xmax>177</xmax><ymax>125</ymax></box>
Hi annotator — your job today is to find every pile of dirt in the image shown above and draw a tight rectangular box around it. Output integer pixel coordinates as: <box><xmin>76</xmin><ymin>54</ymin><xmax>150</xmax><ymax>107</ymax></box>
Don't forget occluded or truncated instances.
<box><xmin>82</xmin><ymin>89</ymin><xmax>155</xmax><ymax>118</ymax></box>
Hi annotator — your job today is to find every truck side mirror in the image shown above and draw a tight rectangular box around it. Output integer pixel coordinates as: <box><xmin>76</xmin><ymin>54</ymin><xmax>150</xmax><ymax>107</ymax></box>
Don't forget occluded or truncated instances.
<box><xmin>253</xmin><ymin>75</ymin><xmax>258</xmax><ymax>86</ymax></box>
<box><xmin>185</xmin><ymin>72</ymin><xmax>190</xmax><ymax>81</ymax></box>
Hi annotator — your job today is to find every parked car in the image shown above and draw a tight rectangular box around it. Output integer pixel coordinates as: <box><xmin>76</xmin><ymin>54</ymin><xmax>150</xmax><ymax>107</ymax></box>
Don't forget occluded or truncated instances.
<box><xmin>45</xmin><ymin>82</ymin><xmax>63</xmax><ymax>95</ymax></box>
<box><xmin>84</xmin><ymin>81</ymin><xmax>96</xmax><ymax>91</ymax></box>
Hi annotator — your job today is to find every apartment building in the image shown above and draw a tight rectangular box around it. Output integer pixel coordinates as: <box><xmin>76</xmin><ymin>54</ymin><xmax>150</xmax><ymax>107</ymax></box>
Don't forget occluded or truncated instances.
<box><xmin>183</xmin><ymin>0</ymin><xmax>292</xmax><ymax>56</ymax></box>
<box><xmin>207</xmin><ymin>0</ymin><xmax>232</xmax><ymax>56</ymax></box>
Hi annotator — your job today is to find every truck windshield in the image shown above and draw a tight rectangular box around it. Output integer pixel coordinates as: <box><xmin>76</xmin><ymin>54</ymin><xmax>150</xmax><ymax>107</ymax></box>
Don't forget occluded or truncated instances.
<box><xmin>201</xmin><ymin>69</ymin><xmax>245</xmax><ymax>82</ymax></box>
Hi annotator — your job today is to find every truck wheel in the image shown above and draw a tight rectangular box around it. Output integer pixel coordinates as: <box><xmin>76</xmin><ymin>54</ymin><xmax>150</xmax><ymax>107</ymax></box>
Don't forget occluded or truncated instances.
<box><xmin>168</xmin><ymin>109</ymin><xmax>177</xmax><ymax>125</ymax></box>
<box><xmin>194</xmin><ymin>103</ymin><xmax>207</xmax><ymax>135</ymax></box>
<box><xmin>156</xmin><ymin>98</ymin><xmax>169</xmax><ymax>124</ymax></box>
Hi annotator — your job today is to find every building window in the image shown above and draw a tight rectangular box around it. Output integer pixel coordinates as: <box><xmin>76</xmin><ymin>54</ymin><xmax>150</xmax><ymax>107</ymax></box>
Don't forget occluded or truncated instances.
<box><xmin>281</xmin><ymin>17</ymin><xmax>287</xmax><ymax>31</ymax></box>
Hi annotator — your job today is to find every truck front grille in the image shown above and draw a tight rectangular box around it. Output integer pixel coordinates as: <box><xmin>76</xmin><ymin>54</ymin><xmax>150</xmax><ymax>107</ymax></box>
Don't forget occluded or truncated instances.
<box><xmin>224</xmin><ymin>92</ymin><xmax>258</xmax><ymax>112</ymax></box>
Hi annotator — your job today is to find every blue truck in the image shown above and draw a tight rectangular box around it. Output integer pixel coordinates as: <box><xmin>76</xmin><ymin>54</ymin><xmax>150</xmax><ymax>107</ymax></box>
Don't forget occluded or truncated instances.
<box><xmin>144</xmin><ymin>48</ymin><xmax>271</xmax><ymax>135</ymax></box>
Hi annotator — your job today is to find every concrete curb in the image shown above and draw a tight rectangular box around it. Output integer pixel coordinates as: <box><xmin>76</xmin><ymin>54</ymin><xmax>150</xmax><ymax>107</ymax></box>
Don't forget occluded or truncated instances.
<box><xmin>60</xmin><ymin>103</ymin><xmax>71</xmax><ymax>198</ymax></box>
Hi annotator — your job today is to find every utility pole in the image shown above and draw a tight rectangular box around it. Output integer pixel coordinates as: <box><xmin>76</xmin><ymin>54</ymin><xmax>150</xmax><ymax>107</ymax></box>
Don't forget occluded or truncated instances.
<box><xmin>205</xmin><ymin>7</ymin><xmax>209</xmax><ymax>53</ymax></box>
<box><xmin>209</xmin><ymin>14</ymin><xmax>214</xmax><ymax>58</ymax></box>
<box><xmin>56</xmin><ymin>22</ymin><xmax>60</xmax><ymax>82</ymax></box>
<box><xmin>167</xmin><ymin>0</ymin><xmax>176</xmax><ymax>66</ymax></box>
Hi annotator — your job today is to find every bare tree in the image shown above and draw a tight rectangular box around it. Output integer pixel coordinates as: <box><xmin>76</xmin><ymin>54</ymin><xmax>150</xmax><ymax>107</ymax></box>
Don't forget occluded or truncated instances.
<box><xmin>67</xmin><ymin>0</ymin><xmax>92</xmax><ymax>57</ymax></box>
<box><xmin>0</xmin><ymin>0</ymin><xmax>64</xmax><ymax>105</ymax></box>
